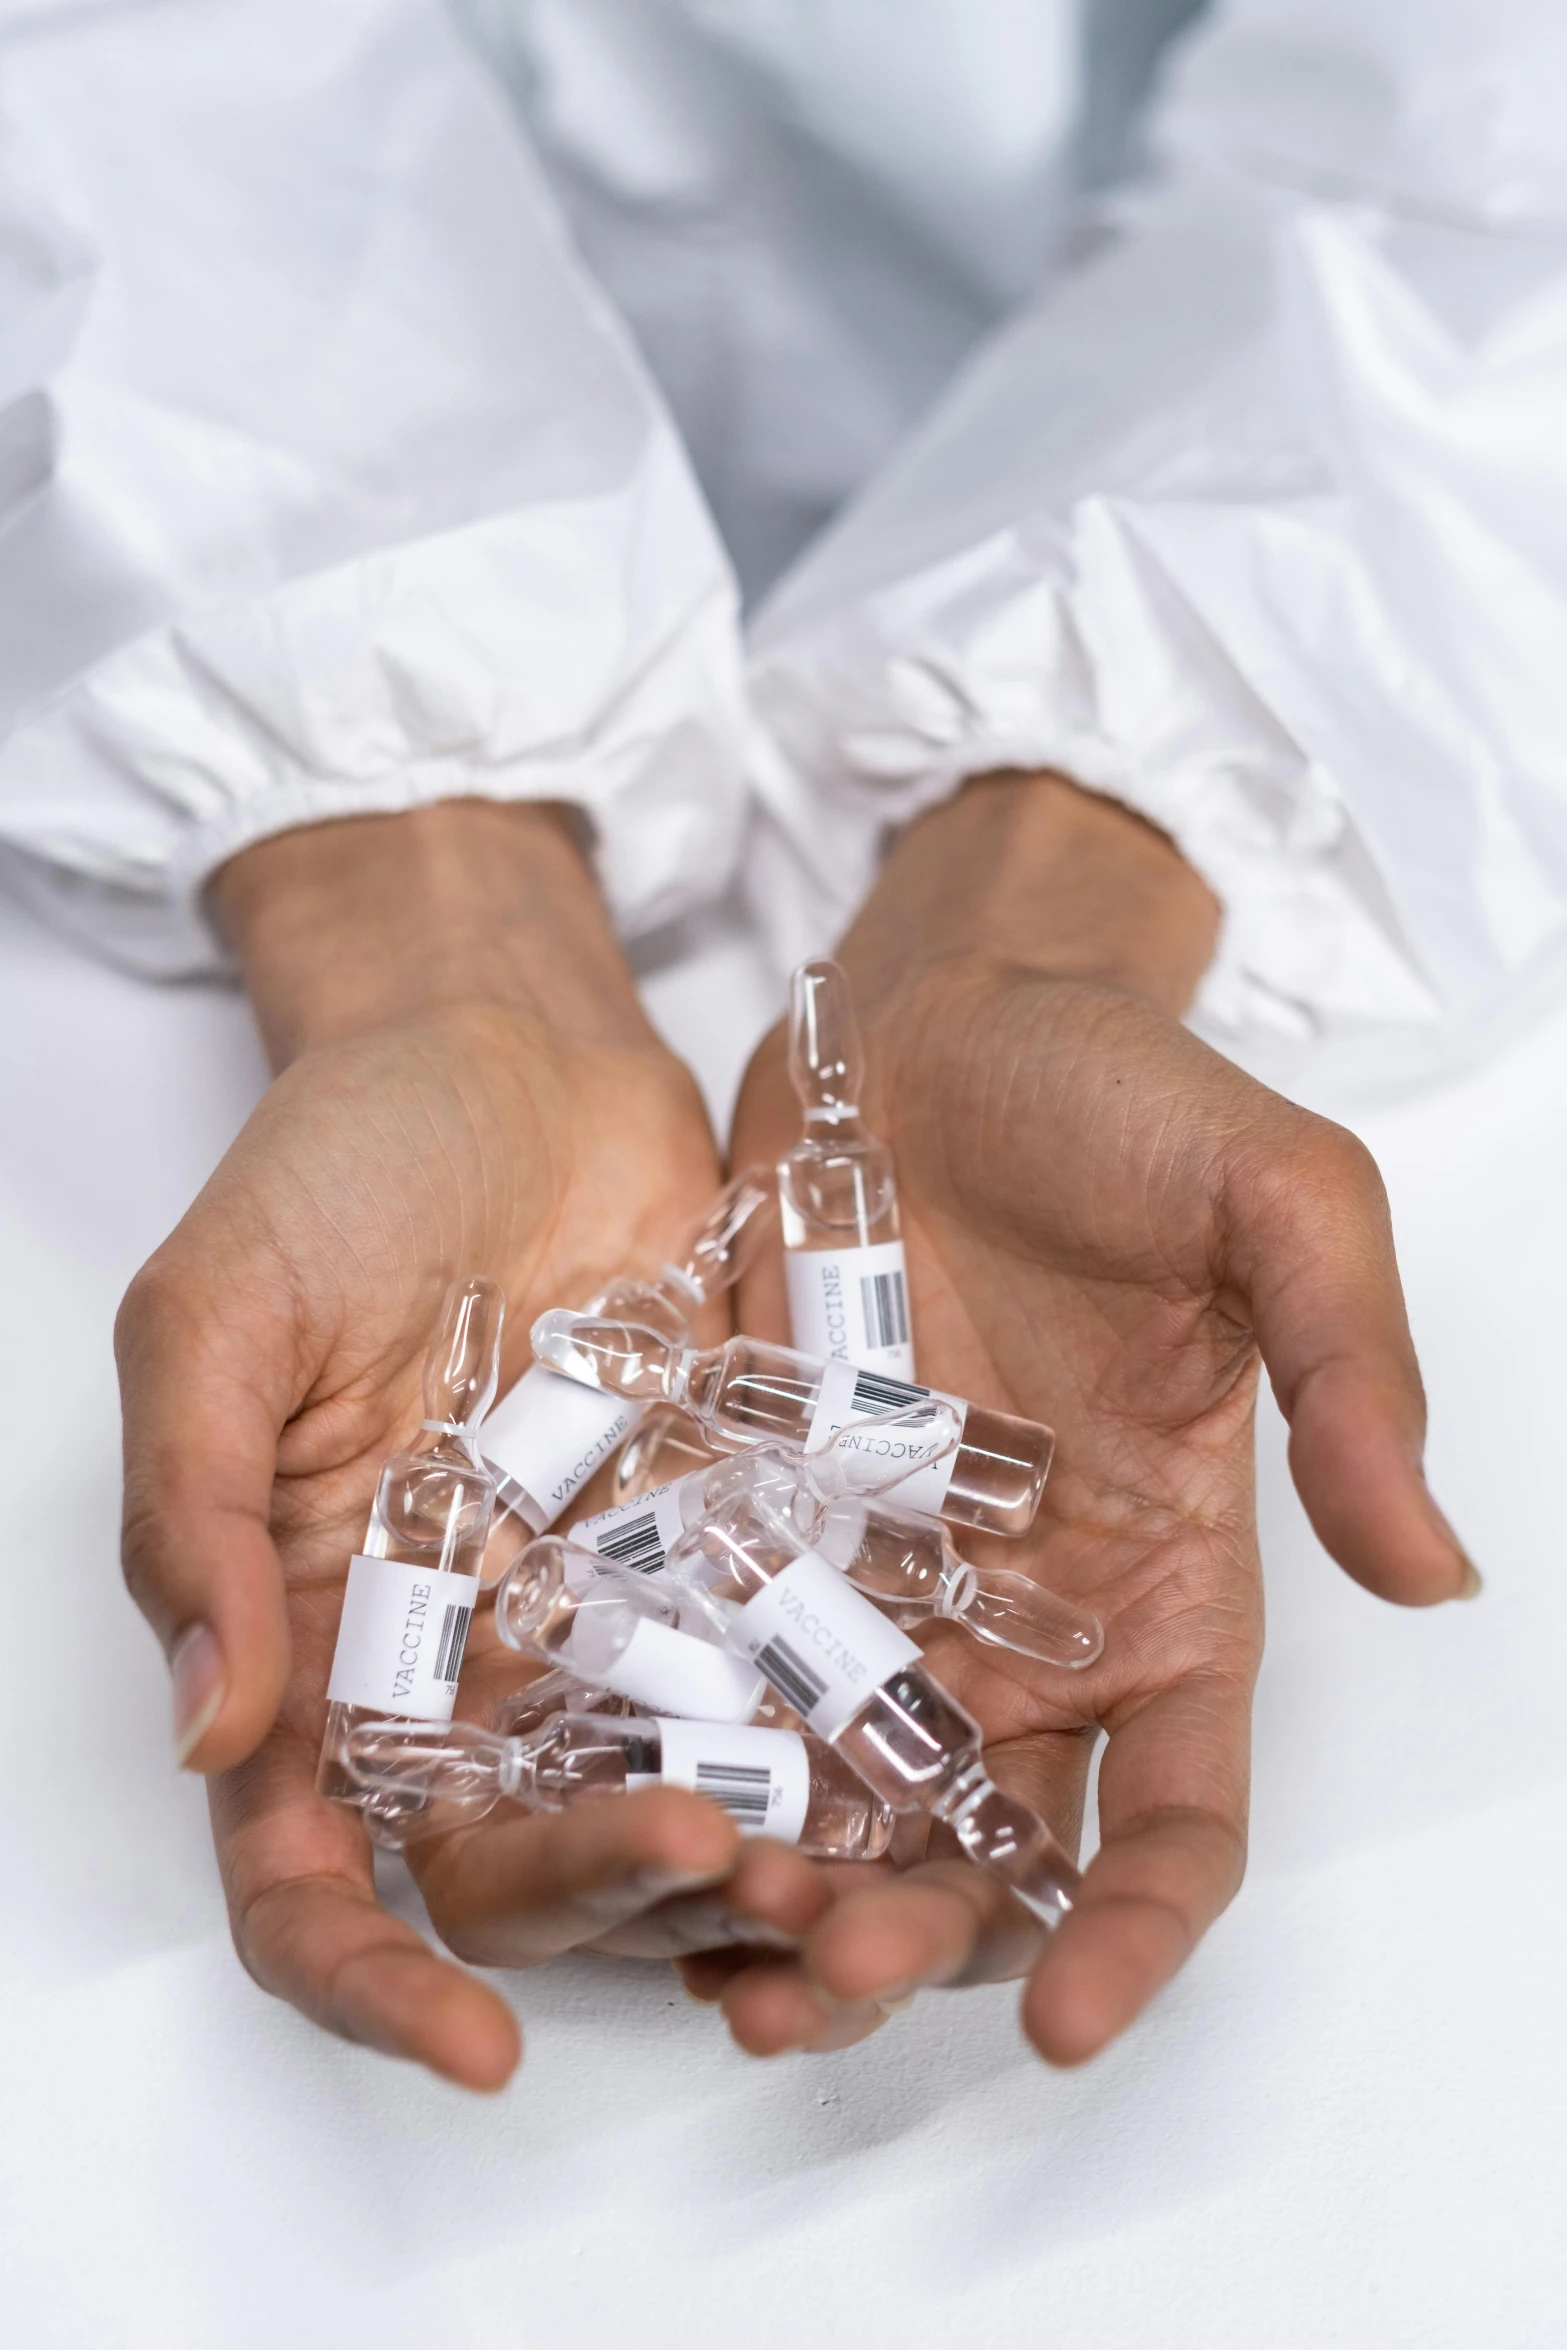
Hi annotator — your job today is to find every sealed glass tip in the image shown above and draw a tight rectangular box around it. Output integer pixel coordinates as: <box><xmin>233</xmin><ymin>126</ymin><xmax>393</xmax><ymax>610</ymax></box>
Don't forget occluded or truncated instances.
<box><xmin>954</xmin><ymin>1567</ymin><xmax>1103</xmax><ymax>1668</ymax></box>
<box><xmin>530</xmin><ymin>1310</ymin><xmax>677</xmax><ymax>1401</ymax></box>
<box><xmin>676</xmin><ymin>1166</ymin><xmax>777</xmax><ymax>1300</ymax></box>
<box><xmin>426</xmin><ymin>1274</ymin><xmax>506</xmax><ymax>1431</ymax></box>
<box><xmin>789</xmin><ymin>958</ymin><xmax>864</xmax><ymax>1122</ymax></box>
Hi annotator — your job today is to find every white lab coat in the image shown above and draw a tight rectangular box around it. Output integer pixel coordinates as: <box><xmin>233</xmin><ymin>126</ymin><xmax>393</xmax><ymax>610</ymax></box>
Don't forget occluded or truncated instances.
<box><xmin>3</xmin><ymin>0</ymin><xmax>1566</xmax><ymax>1087</ymax></box>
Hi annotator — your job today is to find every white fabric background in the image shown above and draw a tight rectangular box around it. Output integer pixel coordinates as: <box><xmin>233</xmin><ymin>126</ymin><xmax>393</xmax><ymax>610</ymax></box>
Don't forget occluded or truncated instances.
<box><xmin>2</xmin><ymin>890</ymin><xmax>1562</xmax><ymax>2347</ymax></box>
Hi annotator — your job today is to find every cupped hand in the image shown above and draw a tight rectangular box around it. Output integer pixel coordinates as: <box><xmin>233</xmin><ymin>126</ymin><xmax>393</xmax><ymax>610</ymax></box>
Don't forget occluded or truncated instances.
<box><xmin>702</xmin><ymin>773</ymin><xmax>1474</xmax><ymax>2063</ymax></box>
<box><xmin>115</xmin><ymin>802</ymin><xmax>818</xmax><ymax>2087</ymax></box>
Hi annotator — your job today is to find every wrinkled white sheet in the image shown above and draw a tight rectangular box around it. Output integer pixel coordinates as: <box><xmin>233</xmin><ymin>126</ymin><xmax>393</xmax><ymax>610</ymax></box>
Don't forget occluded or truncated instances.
<box><xmin>10</xmin><ymin>0</ymin><xmax>1567</xmax><ymax>1098</ymax></box>
<box><xmin>1</xmin><ymin>892</ymin><xmax>1562</xmax><ymax>2348</ymax></box>
<box><xmin>0</xmin><ymin>0</ymin><xmax>747</xmax><ymax>974</ymax></box>
<box><xmin>749</xmin><ymin>1</ymin><xmax>1567</xmax><ymax>1094</ymax></box>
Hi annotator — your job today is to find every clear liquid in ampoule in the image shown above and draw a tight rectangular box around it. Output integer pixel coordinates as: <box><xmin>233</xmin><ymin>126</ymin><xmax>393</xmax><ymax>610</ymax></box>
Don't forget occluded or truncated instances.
<box><xmin>494</xmin><ymin>1539</ymin><xmax>764</xmax><ymax>1722</ymax></box>
<box><xmin>821</xmin><ymin>1498</ymin><xmax>1103</xmax><ymax>1667</ymax></box>
<box><xmin>610</xmin><ymin>1405</ymin><xmax>723</xmax><ymax>1504</ymax></box>
<box><xmin>531</xmin><ymin>1314</ymin><xmax>1055</xmax><ymax>1539</ymax></box>
<box><xmin>479</xmin><ymin>1172</ymin><xmax>775</xmax><ymax>1533</ymax></box>
<box><xmin>779</xmin><ymin>959</ymin><xmax>914</xmax><ymax>1379</ymax></box>
<box><xmin>493</xmin><ymin>1666</ymin><xmax>631</xmax><ymax>1738</ymax></box>
<box><xmin>346</xmin><ymin>1710</ymin><xmax>894</xmax><ymax>1859</ymax></box>
<box><xmin>586</xmin><ymin>1430</ymin><xmax>1100</xmax><ymax>1668</ymax></box>
<box><xmin>317</xmin><ymin>1278</ymin><xmax>503</xmax><ymax>1829</ymax></box>
<box><xmin>559</xmin><ymin>1714</ymin><xmax>893</xmax><ymax>1858</ymax></box>
<box><xmin>668</xmin><ymin>1508</ymin><xmax>1081</xmax><ymax>1925</ymax></box>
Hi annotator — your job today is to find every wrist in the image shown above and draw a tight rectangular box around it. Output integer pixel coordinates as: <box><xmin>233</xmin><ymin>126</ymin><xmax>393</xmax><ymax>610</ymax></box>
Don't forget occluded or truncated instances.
<box><xmin>838</xmin><ymin>771</ymin><xmax>1219</xmax><ymax>1019</ymax></box>
<box><xmin>211</xmin><ymin>800</ymin><xmax>643</xmax><ymax>1068</ymax></box>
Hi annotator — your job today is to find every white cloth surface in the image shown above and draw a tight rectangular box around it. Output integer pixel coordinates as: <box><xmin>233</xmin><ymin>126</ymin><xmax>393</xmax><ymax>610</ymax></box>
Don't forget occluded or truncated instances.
<box><xmin>2</xmin><ymin>891</ymin><xmax>1562</xmax><ymax>2347</ymax></box>
<box><xmin>11</xmin><ymin>0</ymin><xmax>1567</xmax><ymax>1094</ymax></box>
<box><xmin>0</xmin><ymin>0</ymin><xmax>747</xmax><ymax>975</ymax></box>
<box><xmin>746</xmin><ymin>0</ymin><xmax>1567</xmax><ymax>1095</ymax></box>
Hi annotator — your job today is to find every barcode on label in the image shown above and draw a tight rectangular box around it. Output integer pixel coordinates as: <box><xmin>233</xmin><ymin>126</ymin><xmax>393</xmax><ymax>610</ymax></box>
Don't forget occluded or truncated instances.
<box><xmin>850</xmin><ymin>1369</ymin><xmax>930</xmax><ymax>1414</ymax></box>
<box><xmin>859</xmin><ymin>1269</ymin><xmax>909</xmax><ymax>1352</ymax></box>
<box><xmin>595</xmin><ymin>1510</ymin><xmax>667</xmax><ymax>1574</ymax></box>
<box><xmin>755</xmin><ymin>1635</ymin><xmax>829</xmax><ymax>1718</ymax></box>
<box><xmin>694</xmin><ymin>1760</ymin><xmax>773</xmax><ymax>1823</ymax></box>
<box><xmin>433</xmin><ymin>1603</ymin><xmax>473</xmax><ymax>1687</ymax></box>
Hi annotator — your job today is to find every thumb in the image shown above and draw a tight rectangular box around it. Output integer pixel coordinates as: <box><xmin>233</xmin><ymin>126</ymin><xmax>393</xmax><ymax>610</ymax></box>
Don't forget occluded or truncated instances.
<box><xmin>1226</xmin><ymin>1116</ymin><xmax>1477</xmax><ymax>1608</ymax></box>
<box><xmin>115</xmin><ymin>1246</ymin><xmax>295</xmax><ymax>1770</ymax></box>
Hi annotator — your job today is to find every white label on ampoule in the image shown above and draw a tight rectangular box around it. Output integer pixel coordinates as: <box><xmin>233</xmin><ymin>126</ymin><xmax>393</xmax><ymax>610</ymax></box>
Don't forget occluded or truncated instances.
<box><xmin>481</xmin><ymin>1365</ymin><xmax>643</xmax><ymax>1527</ymax></box>
<box><xmin>574</xmin><ymin>1475</ymin><xmax>700</xmax><ymax>1577</ymax></box>
<box><xmin>585</xmin><ymin>1616</ymin><xmax>764</xmax><ymax>1722</ymax></box>
<box><xmin>654</xmin><ymin>1717</ymin><xmax>812</xmax><ymax>1844</ymax></box>
<box><xmin>785</xmin><ymin>1240</ymin><xmax>915</xmax><ymax>1379</ymax></box>
<box><xmin>327</xmin><ymin>1557</ymin><xmax>479</xmax><ymax>1719</ymax></box>
<box><xmin>732</xmin><ymin>1551</ymin><xmax>921</xmax><ymax>1741</ymax></box>
<box><xmin>804</xmin><ymin>1358</ymin><xmax>966</xmax><ymax>1518</ymax></box>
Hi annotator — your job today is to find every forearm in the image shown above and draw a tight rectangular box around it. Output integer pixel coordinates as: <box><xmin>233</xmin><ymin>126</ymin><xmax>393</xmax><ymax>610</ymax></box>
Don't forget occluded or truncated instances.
<box><xmin>212</xmin><ymin>801</ymin><xmax>650</xmax><ymax>1070</ymax></box>
<box><xmin>839</xmin><ymin>771</ymin><xmax>1220</xmax><ymax>1021</ymax></box>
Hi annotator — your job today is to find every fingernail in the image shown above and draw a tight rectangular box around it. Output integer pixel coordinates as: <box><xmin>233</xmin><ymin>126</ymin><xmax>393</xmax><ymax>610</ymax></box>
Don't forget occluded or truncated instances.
<box><xmin>807</xmin><ymin>1976</ymin><xmax>914</xmax><ymax>2018</ymax></box>
<box><xmin>655</xmin><ymin>1894</ymin><xmax>804</xmax><ymax>1952</ymax></box>
<box><xmin>874</xmin><ymin>1986</ymin><xmax>917</xmax><ymax>2015</ymax></box>
<box><xmin>1428</xmin><ymin>1500</ymin><xmax>1482</xmax><ymax>1601</ymax></box>
<box><xmin>631</xmin><ymin>1864</ymin><xmax>732</xmax><ymax>1903</ymax></box>
<box><xmin>171</xmin><ymin>1624</ymin><xmax>226</xmax><ymax>1767</ymax></box>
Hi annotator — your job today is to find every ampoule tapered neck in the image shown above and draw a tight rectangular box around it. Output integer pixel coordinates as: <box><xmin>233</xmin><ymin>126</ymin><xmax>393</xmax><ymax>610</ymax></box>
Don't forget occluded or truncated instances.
<box><xmin>935</xmin><ymin>1763</ymin><xmax>1081</xmax><ymax>1927</ymax></box>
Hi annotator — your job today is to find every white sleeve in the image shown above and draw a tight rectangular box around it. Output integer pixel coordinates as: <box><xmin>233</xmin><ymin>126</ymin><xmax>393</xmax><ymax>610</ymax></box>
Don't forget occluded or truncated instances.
<box><xmin>745</xmin><ymin>0</ymin><xmax>1567</xmax><ymax>1091</ymax></box>
<box><xmin>0</xmin><ymin>0</ymin><xmax>745</xmax><ymax>977</ymax></box>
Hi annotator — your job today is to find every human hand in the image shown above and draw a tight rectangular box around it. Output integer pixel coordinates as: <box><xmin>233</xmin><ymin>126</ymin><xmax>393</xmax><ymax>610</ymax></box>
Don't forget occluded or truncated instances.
<box><xmin>704</xmin><ymin>773</ymin><xmax>1474</xmax><ymax>2061</ymax></box>
<box><xmin>116</xmin><ymin>801</ymin><xmax>821</xmax><ymax>2088</ymax></box>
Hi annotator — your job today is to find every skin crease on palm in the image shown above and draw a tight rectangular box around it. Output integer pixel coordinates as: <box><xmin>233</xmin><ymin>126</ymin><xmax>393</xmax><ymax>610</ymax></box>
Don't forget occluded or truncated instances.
<box><xmin>685</xmin><ymin>773</ymin><xmax>1477</xmax><ymax>2063</ymax></box>
<box><xmin>116</xmin><ymin>801</ymin><xmax>829</xmax><ymax>2092</ymax></box>
<box><xmin>114</xmin><ymin>782</ymin><xmax>1475</xmax><ymax>2092</ymax></box>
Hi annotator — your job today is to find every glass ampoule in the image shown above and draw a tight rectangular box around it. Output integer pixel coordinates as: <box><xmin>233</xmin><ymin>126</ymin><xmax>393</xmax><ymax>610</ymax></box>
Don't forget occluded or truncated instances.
<box><xmin>575</xmin><ymin>1449</ymin><xmax>1101</xmax><ymax>1668</ymax></box>
<box><xmin>610</xmin><ymin>1404</ymin><xmax>723</xmax><ymax>1505</ymax></box>
<box><xmin>531</xmin><ymin>1309</ymin><xmax>1054</xmax><ymax>1538</ymax></box>
<box><xmin>497</xmin><ymin>1642</ymin><xmax>798</xmax><ymax>1738</ymax></box>
<box><xmin>658</xmin><ymin>1486</ymin><xmax>1081</xmax><ymax>1928</ymax></box>
<box><xmin>479</xmin><ymin>1172</ymin><xmax>775</xmax><ymax>1536</ymax></box>
<box><xmin>820</xmin><ymin>1497</ymin><xmax>1103</xmax><ymax>1666</ymax></box>
<box><xmin>317</xmin><ymin>1276</ymin><xmax>503</xmax><ymax>1828</ymax></box>
<box><xmin>344</xmin><ymin>1712</ymin><xmax>895</xmax><ymax>1860</ymax></box>
<box><xmin>779</xmin><ymin>958</ymin><xmax>915</xmax><ymax>1379</ymax></box>
<box><xmin>494</xmin><ymin>1666</ymin><xmax>630</xmax><ymax>1739</ymax></box>
<box><xmin>492</xmin><ymin>1536</ymin><xmax>764</xmax><ymax>1722</ymax></box>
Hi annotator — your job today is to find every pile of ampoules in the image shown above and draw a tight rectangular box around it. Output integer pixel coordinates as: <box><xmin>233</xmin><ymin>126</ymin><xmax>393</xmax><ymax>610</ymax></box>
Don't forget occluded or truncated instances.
<box><xmin>317</xmin><ymin>961</ymin><xmax>1103</xmax><ymax>1926</ymax></box>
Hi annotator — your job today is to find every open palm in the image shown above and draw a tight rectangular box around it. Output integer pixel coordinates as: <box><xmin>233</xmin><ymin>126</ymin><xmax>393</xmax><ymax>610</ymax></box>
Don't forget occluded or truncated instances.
<box><xmin>115</xmin><ymin>983</ymin><xmax>790</xmax><ymax>2086</ymax></box>
<box><xmin>708</xmin><ymin>959</ymin><xmax>1470</xmax><ymax>2059</ymax></box>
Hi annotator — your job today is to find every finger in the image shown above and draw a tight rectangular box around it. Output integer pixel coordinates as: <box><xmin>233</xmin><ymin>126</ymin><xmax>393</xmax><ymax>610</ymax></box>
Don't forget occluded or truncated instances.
<box><xmin>717</xmin><ymin>1841</ymin><xmax>1050</xmax><ymax>2058</ymax></box>
<box><xmin>719</xmin><ymin>1961</ymin><xmax>896</xmax><ymax>2058</ymax></box>
<box><xmin>727</xmin><ymin>1019</ymin><xmax>793</xmax><ymax>1345</ymax></box>
<box><xmin>587</xmin><ymin>1834</ymin><xmax>835</xmax><ymax>1959</ymax></box>
<box><xmin>705</xmin><ymin>1712</ymin><xmax>1093</xmax><ymax>2052</ymax></box>
<box><xmin>412</xmin><ymin>1787</ymin><xmax>743</xmax><ymax>1967</ymax></box>
<box><xmin>677</xmin><ymin>1948</ymin><xmax>759</xmax><ymax>2004</ymax></box>
<box><xmin>240</xmin><ymin>1871</ymin><xmax>520</xmax><ymax>2090</ymax></box>
<box><xmin>1024</xmin><ymin>1671</ymin><xmax>1250</xmax><ymax>2065</ymax></box>
<box><xmin>803</xmin><ymin>1857</ymin><xmax>1046</xmax><ymax>2004</ymax></box>
<box><xmin>116</xmin><ymin>1243</ymin><xmax>297</xmax><ymax>1770</ymax></box>
<box><xmin>1228</xmin><ymin>1117</ymin><xmax>1476</xmax><ymax>1605</ymax></box>
<box><xmin>213</xmin><ymin>1735</ymin><xmax>519</xmax><ymax>2090</ymax></box>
